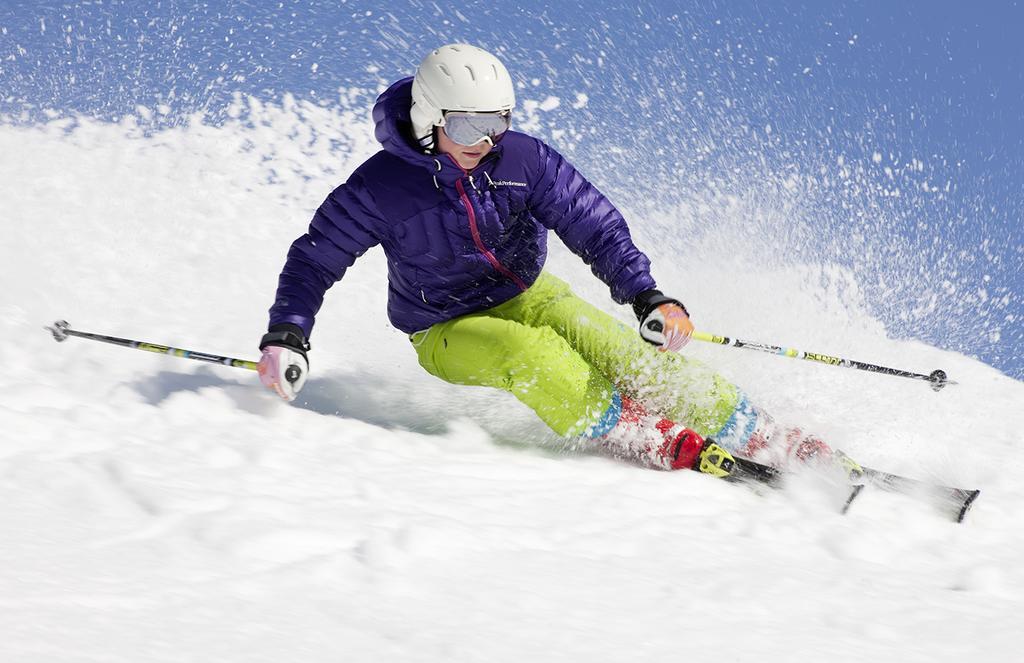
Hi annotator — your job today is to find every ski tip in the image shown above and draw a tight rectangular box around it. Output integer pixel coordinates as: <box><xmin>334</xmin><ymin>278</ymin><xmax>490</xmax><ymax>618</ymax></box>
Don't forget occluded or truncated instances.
<box><xmin>956</xmin><ymin>489</ymin><xmax>981</xmax><ymax>523</ymax></box>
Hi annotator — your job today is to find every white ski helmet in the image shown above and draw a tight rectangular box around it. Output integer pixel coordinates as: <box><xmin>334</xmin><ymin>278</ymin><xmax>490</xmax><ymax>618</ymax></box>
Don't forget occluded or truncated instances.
<box><xmin>411</xmin><ymin>44</ymin><xmax>516</xmax><ymax>151</ymax></box>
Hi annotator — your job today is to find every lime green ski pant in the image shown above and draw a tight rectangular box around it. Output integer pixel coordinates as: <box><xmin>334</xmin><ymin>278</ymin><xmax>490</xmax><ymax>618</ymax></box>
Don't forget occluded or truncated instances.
<box><xmin>410</xmin><ymin>272</ymin><xmax>741</xmax><ymax>438</ymax></box>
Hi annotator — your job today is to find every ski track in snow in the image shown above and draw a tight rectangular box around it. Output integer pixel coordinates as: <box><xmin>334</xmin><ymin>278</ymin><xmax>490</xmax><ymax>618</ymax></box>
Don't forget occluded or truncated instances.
<box><xmin>1</xmin><ymin>106</ymin><xmax>1022</xmax><ymax>662</ymax></box>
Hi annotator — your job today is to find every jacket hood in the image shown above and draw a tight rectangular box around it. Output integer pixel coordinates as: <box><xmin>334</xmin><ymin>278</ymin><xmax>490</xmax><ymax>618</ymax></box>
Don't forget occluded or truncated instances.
<box><xmin>372</xmin><ymin>77</ymin><xmax>503</xmax><ymax>180</ymax></box>
<box><xmin>372</xmin><ymin>77</ymin><xmax>426</xmax><ymax>166</ymax></box>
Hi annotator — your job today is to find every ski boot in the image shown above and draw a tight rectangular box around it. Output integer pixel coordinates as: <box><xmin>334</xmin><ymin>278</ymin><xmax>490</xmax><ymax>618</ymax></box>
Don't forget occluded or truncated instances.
<box><xmin>831</xmin><ymin>449</ymin><xmax>864</xmax><ymax>483</ymax></box>
<box><xmin>654</xmin><ymin>421</ymin><xmax>735</xmax><ymax>477</ymax></box>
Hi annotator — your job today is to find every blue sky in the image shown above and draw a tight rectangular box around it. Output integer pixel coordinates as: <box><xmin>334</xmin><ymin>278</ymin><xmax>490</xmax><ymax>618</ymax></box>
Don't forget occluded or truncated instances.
<box><xmin>2</xmin><ymin>0</ymin><xmax>1021</xmax><ymax>378</ymax></box>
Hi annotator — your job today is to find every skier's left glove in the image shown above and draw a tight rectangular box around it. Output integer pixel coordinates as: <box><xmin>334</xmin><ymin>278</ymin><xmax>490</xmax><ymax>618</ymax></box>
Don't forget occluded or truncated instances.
<box><xmin>633</xmin><ymin>290</ymin><xmax>694</xmax><ymax>352</ymax></box>
<box><xmin>258</xmin><ymin>324</ymin><xmax>310</xmax><ymax>401</ymax></box>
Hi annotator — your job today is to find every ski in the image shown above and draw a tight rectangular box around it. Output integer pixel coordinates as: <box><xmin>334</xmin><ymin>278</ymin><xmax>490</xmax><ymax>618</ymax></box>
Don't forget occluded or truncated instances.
<box><xmin>717</xmin><ymin>454</ymin><xmax>978</xmax><ymax>522</ymax></box>
<box><xmin>729</xmin><ymin>456</ymin><xmax>865</xmax><ymax>514</ymax></box>
<box><xmin>730</xmin><ymin>456</ymin><xmax>784</xmax><ymax>487</ymax></box>
<box><xmin>840</xmin><ymin>484</ymin><xmax>865</xmax><ymax>515</ymax></box>
<box><xmin>858</xmin><ymin>466</ymin><xmax>981</xmax><ymax>523</ymax></box>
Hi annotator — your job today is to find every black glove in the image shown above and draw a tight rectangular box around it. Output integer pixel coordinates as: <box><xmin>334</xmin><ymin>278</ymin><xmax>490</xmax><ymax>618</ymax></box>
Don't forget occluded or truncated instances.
<box><xmin>632</xmin><ymin>289</ymin><xmax>693</xmax><ymax>351</ymax></box>
<box><xmin>631</xmin><ymin>289</ymin><xmax>687</xmax><ymax>321</ymax></box>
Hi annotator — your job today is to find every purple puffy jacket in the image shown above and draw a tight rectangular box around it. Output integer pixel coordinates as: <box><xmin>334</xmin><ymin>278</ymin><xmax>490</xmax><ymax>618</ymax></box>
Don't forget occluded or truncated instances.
<box><xmin>268</xmin><ymin>77</ymin><xmax>657</xmax><ymax>337</ymax></box>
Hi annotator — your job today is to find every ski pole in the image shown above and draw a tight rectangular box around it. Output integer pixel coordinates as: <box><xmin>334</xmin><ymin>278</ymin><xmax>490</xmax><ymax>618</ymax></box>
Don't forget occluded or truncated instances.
<box><xmin>44</xmin><ymin>320</ymin><xmax>260</xmax><ymax>372</ymax></box>
<box><xmin>690</xmin><ymin>330</ymin><xmax>954</xmax><ymax>391</ymax></box>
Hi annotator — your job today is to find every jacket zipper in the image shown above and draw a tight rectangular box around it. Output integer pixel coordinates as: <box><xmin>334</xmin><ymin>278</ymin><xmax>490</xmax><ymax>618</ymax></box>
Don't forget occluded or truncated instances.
<box><xmin>455</xmin><ymin>177</ymin><xmax>528</xmax><ymax>291</ymax></box>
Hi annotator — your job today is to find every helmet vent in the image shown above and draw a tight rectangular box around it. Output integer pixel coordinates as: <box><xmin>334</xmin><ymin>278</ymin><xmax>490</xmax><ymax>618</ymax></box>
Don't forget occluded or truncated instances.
<box><xmin>464</xmin><ymin>65</ymin><xmax>476</xmax><ymax>81</ymax></box>
<box><xmin>436</xmin><ymin>63</ymin><xmax>453</xmax><ymax>82</ymax></box>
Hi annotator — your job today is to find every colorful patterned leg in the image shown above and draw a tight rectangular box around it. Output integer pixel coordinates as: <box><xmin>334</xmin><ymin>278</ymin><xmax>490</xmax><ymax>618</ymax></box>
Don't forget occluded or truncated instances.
<box><xmin>707</xmin><ymin>393</ymin><xmax>836</xmax><ymax>468</ymax></box>
<box><xmin>591</xmin><ymin>395</ymin><xmax>718</xmax><ymax>473</ymax></box>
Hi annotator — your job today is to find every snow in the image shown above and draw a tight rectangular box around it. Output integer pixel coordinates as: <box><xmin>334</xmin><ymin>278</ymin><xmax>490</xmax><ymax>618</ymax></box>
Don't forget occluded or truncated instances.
<box><xmin>1</xmin><ymin>104</ymin><xmax>1023</xmax><ymax>662</ymax></box>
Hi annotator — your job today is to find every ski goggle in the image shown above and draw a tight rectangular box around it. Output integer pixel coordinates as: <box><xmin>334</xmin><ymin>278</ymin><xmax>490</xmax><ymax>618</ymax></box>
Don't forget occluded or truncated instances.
<box><xmin>439</xmin><ymin>110</ymin><xmax>512</xmax><ymax>147</ymax></box>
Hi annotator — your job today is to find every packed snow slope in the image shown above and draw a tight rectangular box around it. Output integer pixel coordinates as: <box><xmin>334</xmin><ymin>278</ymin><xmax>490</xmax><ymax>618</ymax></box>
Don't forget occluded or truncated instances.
<box><xmin>1</xmin><ymin>103</ymin><xmax>1022</xmax><ymax>663</ymax></box>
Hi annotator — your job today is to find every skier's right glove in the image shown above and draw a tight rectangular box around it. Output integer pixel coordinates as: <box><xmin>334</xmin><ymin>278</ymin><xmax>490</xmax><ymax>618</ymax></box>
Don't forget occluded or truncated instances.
<box><xmin>258</xmin><ymin>324</ymin><xmax>310</xmax><ymax>401</ymax></box>
<box><xmin>633</xmin><ymin>289</ymin><xmax>694</xmax><ymax>352</ymax></box>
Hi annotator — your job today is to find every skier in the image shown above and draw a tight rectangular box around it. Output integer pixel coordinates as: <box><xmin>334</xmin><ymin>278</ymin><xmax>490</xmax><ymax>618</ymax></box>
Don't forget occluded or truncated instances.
<box><xmin>257</xmin><ymin>43</ymin><xmax>842</xmax><ymax>477</ymax></box>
